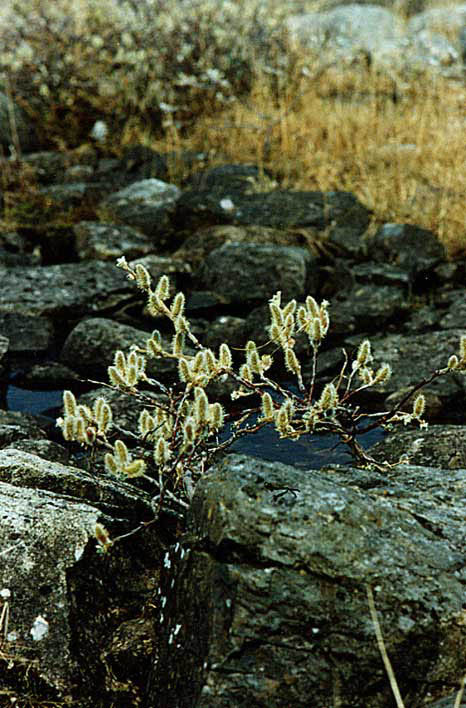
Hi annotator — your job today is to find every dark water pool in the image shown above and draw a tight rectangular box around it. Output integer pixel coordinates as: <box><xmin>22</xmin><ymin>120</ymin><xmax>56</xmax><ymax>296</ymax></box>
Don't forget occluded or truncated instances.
<box><xmin>223</xmin><ymin>415</ymin><xmax>385</xmax><ymax>470</ymax></box>
<box><xmin>5</xmin><ymin>385</ymin><xmax>385</xmax><ymax>470</ymax></box>
<box><xmin>6</xmin><ymin>386</ymin><xmax>64</xmax><ymax>419</ymax></box>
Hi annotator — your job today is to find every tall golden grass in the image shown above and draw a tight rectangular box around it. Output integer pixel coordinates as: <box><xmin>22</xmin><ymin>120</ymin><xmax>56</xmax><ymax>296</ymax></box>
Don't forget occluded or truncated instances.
<box><xmin>145</xmin><ymin>57</ymin><xmax>465</xmax><ymax>257</ymax></box>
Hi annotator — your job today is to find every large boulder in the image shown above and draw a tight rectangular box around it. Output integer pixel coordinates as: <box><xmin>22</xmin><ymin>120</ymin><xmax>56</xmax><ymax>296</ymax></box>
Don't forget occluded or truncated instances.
<box><xmin>150</xmin><ymin>453</ymin><xmax>466</xmax><ymax>707</ymax></box>
<box><xmin>0</xmin><ymin>449</ymin><xmax>160</xmax><ymax>706</ymax></box>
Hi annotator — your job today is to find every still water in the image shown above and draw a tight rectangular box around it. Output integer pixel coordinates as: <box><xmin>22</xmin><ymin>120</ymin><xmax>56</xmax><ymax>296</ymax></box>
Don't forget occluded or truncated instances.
<box><xmin>6</xmin><ymin>386</ymin><xmax>385</xmax><ymax>470</ymax></box>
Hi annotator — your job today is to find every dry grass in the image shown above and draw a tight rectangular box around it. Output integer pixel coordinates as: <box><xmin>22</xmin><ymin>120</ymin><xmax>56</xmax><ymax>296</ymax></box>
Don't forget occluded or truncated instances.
<box><xmin>1</xmin><ymin>0</ymin><xmax>464</xmax><ymax>256</ymax></box>
<box><xmin>147</xmin><ymin>57</ymin><xmax>466</xmax><ymax>257</ymax></box>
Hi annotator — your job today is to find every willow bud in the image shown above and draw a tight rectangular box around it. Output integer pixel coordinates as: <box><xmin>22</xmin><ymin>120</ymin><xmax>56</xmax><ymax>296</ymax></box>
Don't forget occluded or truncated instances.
<box><xmin>134</xmin><ymin>263</ymin><xmax>151</xmax><ymax>291</ymax></box>
<box><xmin>219</xmin><ymin>343</ymin><xmax>232</xmax><ymax>368</ymax></box>
<box><xmin>63</xmin><ymin>390</ymin><xmax>77</xmax><ymax>417</ymax></box>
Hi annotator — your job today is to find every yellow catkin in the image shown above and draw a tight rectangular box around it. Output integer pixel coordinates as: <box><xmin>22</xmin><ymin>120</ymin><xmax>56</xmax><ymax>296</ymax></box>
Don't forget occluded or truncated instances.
<box><xmin>63</xmin><ymin>390</ymin><xmax>77</xmax><ymax>417</ymax></box>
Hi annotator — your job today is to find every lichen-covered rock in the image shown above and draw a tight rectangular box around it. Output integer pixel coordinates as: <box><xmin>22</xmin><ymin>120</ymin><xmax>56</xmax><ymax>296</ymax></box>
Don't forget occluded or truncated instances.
<box><xmin>369</xmin><ymin>423</ymin><xmax>466</xmax><ymax>468</ymax></box>
<box><xmin>0</xmin><ymin>449</ymin><xmax>161</xmax><ymax>707</ymax></box>
<box><xmin>73</xmin><ymin>221</ymin><xmax>156</xmax><ymax>262</ymax></box>
<box><xmin>195</xmin><ymin>242</ymin><xmax>314</xmax><ymax>304</ymax></box>
<box><xmin>60</xmin><ymin>316</ymin><xmax>184</xmax><ymax>382</ymax></box>
<box><xmin>150</xmin><ymin>453</ymin><xmax>466</xmax><ymax>707</ymax></box>
<box><xmin>368</xmin><ymin>223</ymin><xmax>446</xmax><ymax>280</ymax></box>
<box><xmin>287</xmin><ymin>4</ymin><xmax>405</xmax><ymax>54</ymax></box>
<box><xmin>101</xmin><ymin>178</ymin><xmax>180</xmax><ymax>245</ymax></box>
<box><xmin>0</xmin><ymin>312</ymin><xmax>54</xmax><ymax>355</ymax></box>
<box><xmin>0</xmin><ymin>261</ymin><xmax>133</xmax><ymax>319</ymax></box>
<box><xmin>0</xmin><ymin>410</ymin><xmax>46</xmax><ymax>447</ymax></box>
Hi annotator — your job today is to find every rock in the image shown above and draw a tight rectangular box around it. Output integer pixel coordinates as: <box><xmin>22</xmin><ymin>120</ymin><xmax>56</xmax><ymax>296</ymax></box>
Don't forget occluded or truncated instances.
<box><xmin>3</xmin><ymin>438</ymin><xmax>70</xmax><ymax>464</ymax></box>
<box><xmin>0</xmin><ymin>313</ymin><xmax>54</xmax><ymax>355</ymax></box>
<box><xmin>0</xmin><ymin>448</ymin><xmax>162</xmax><ymax>706</ymax></box>
<box><xmin>329</xmin><ymin>283</ymin><xmax>408</xmax><ymax>336</ymax></box>
<box><xmin>286</xmin><ymin>5</ymin><xmax>405</xmax><ymax>54</ymax></box>
<box><xmin>286</xmin><ymin>3</ymin><xmax>465</xmax><ymax>74</ymax></box>
<box><xmin>0</xmin><ymin>261</ymin><xmax>133</xmax><ymax>319</ymax></box>
<box><xmin>149</xmin><ymin>453</ymin><xmax>465</xmax><ymax>707</ymax></box>
<box><xmin>176</xmin><ymin>184</ymin><xmax>371</xmax><ymax>236</ymax></box>
<box><xmin>195</xmin><ymin>242</ymin><xmax>315</xmax><ymax>304</ymax></box>
<box><xmin>60</xmin><ymin>317</ymin><xmax>182</xmax><ymax>382</ymax></box>
<box><xmin>439</xmin><ymin>289</ymin><xmax>466</xmax><ymax>329</ymax></box>
<box><xmin>368</xmin><ymin>223</ymin><xmax>447</xmax><ymax>283</ymax></box>
<box><xmin>174</xmin><ymin>223</ymin><xmax>316</xmax><ymax>269</ymax></box>
<box><xmin>128</xmin><ymin>253</ymin><xmax>191</xmax><ymax>287</ymax></box>
<box><xmin>408</xmin><ymin>5</ymin><xmax>466</xmax><ymax>37</ymax></box>
<box><xmin>21</xmin><ymin>150</ymin><xmax>77</xmax><ymax>185</ymax></box>
<box><xmin>12</xmin><ymin>362</ymin><xmax>81</xmax><ymax>389</ymax></box>
<box><xmin>369</xmin><ymin>423</ymin><xmax>466</xmax><ymax>468</ymax></box>
<box><xmin>0</xmin><ymin>334</ymin><xmax>8</xmax><ymax>377</ymax></box>
<box><xmin>73</xmin><ymin>221</ymin><xmax>156</xmax><ymax>261</ymax></box>
<box><xmin>0</xmin><ymin>229</ymin><xmax>41</xmax><ymax>267</ymax></box>
<box><xmin>101</xmin><ymin>178</ymin><xmax>180</xmax><ymax>246</ymax></box>
<box><xmin>351</xmin><ymin>329</ymin><xmax>466</xmax><ymax>403</ymax></box>
<box><xmin>0</xmin><ymin>410</ymin><xmax>46</xmax><ymax>447</ymax></box>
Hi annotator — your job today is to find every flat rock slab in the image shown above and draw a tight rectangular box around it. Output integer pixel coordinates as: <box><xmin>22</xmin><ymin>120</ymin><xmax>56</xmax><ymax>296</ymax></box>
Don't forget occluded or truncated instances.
<box><xmin>0</xmin><ymin>261</ymin><xmax>133</xmax><ymax>318</ymax></box>
<box><xmin>150</xmin><ymin>453</ymin><xmax>465</xmax><ymax>707</ymax></box>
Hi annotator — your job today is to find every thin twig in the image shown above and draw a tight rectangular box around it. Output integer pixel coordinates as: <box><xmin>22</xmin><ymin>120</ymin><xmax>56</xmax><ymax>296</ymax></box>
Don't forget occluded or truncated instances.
<box><xmin>454</xmin><ymin>675</ymin><xmax>465</xmax><ymax>708</ymax></box>
<box><xmin>366</xmin><ymin>584</ymin><xmax>405</xmax><ymax>708</ymax></box>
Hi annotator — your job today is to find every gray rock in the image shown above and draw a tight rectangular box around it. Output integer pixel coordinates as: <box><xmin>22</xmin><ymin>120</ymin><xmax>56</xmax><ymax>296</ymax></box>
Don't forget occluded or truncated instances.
<box><xmin>460</xmin><ymin>23</ymin><xmax>466</xmax><ymax>61</ymax></box>
<box><xmin>60</xmin><ymin>317</ymin><xmax>182</xmax><ymax>382</ymax></box>
<box><xmin>13</xmin><ymin>362</ymin><xmax>81</xmax><ymax>389</ymax></box>
<box><xmin>176</xmin><ymin>186</ymin><xmax>371</xmax><ymax>235</ymax></box>
<box><xmin>369</xmin><ymin>423</ymin><xmax>466</xmax><ymax>468</ymax></box>
<box><xmin>39</xmin><ymin>181</ymin><xmax>88</xmax><ymax>210</ymax></box>
<box><xmin>0</xmin><ymin>261</ymin><xmax>133</xmax><ymax>318</ymax></box>
<box><xmin>357</xmin><ymin>329</ymin><xmax>466</xmax><ymax>401</ymax></box>
<box><xmin>0</xmin><ymin>410</ymin><xmax>46</xmax><ymax>447</ymax></box>
<box><xmin>0</xmin><ymin>313</ymin><xmax>54</xmax><ymax>355</ymax></box>
<box><xmin>402</xmin><ymin>28</ymin><xmax>460</xmax><ymax>69</ymax></box>
<box><xmin>128</xmin><ymin>253</ymin><xmax>191</xmax><ymax>285</ymax></box>
<box><xmin>0</xmin><ymin>333</ymin><xmax>8</xmax><ymax>376</ymax></box>
<box><xmin>0</xmin><ymin>449</ymin><xmax>160</xmax><ymax>706</ymax></box>
<box><xmin>150</xmin><ymin>453</ymin><xmax>465</xmax><ymax>706</ymax></box>
<box><xmin>368</xmin><ymin>223</ymin><xmax>446</xmax><ymax>279</ymax></box>
<box><xmin>352</xmin><ymin>262</ymin><xmax>411</xmax><ymax>288</ymax></box>
<box><xmin>0</xmin><ymin>448</ymin><xmax>152</xmax><ymax>518</ymax></box>
<box><xmin>73</xmin><ymin>221</ymin><xmax>156</xmax><ymax>261</ymax></box>
<box><xmin>101</xmin><ymin>178</ymin><xmax>180</xmax><ymax>246</ymax></box>
<box><xmin>196</xmin><ymin>242</ymin><xmax>314</xmax><ymax>304</ymax></box>
<box><xmin>329</xmin><ymin>284</ymin><xmax>408</xmax><ymax>335</ymax></box>
<box><xmin>21</xmin><ymin>150</ymin><xmax>76</xmax><ymax>185</ymax></box>
<box><xmin>0</xmin><ymin>229</ymin><xmax>41</xmax><ymax>267</ymax></box>
<box><xmin>174</xmin><ymin>223</ymin><xmax>313</xmax><ymax>269</ymax></box>
<box><xmin>3</xmin><ymin>438</ymin><xmax>70</xmax><ymax>464</ymax></box>
<box><xmin>439</xmin><ymin>290</ymin><xmax>466</xmax><ymax>329</ymax></box>
<box><xmin>408</xmin><ymin>5</ymin><xmax>466</xmax><ymax>37</ymax></box>
<box><xmin>286</xmin><ymin>4</ymin><xmax>405</xmax><ymax>54</ymax></box>
<box><xmin>286</xmin><ymin>3</ymin><xmax>465</xmax><ymax>74</ymax></box>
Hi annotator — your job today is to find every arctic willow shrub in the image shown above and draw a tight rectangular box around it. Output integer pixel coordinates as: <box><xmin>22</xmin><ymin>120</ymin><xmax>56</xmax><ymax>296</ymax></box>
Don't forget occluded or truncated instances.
<box><xmin>0</xmin><ymin>0</ymin><xmax>292</xmax><ymax>146</ymax></box>
<box><xmin>57</xmin><ymin>258</ymin><xmax>466</xmax><ymax>526</ymax></box>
